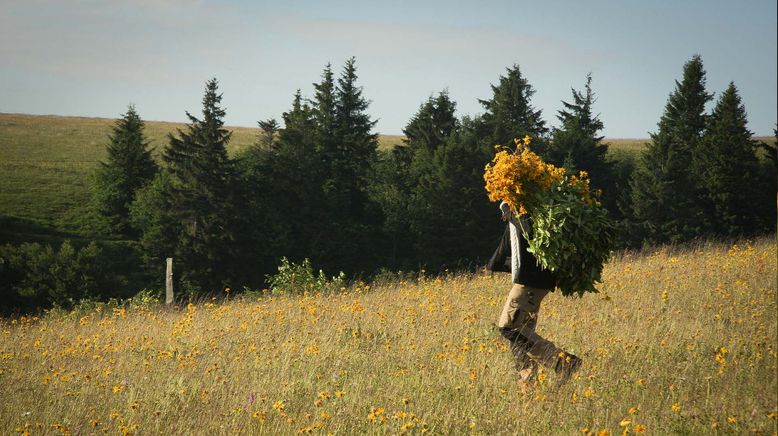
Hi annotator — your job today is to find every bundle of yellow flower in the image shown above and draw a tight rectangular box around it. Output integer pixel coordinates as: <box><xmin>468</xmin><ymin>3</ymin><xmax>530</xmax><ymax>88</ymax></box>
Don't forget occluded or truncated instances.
<box><xmin>484</xmin><ymin>136</ymin><xmax>616</xmax><ymax>296</ymax></box>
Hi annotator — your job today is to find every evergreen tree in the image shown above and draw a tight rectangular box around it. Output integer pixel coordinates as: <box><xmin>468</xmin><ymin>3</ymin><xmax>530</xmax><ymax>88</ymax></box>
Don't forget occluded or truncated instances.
<box><xmin>312</xmin><ymin>64</ymin><xmax>338</xmax><ymax>155</ymax></box>
<box><xmin>92</xmin><ymin>105</ymin><xmax>157</xmax><ymax>236</ymax></box>
<box><xmin>307</xmin><ymin>57</ymin><xmax>380</xmax><ymax>271</ymax></box>
<box><xmin>407</xmin><ymin>116</ymin><xmax>497</xmax><ymax>267</ymax></box>
<box><xmin>370</xmin><ymin>91</ymin><xmax>459</xmax><ymax>267</ymax></box>
<box><xmin>403</xmin><ymin>91</ymin><xmax>459</xmax><ymax>153</ymax></box>
<box><xmin>693</xmin><ymin>82</ymin><xmax>766</xmax><ymax>235</ymax></box>
<box><xmin>332</xmin><ymin>57</ymin><xmax>379</xmax><ymax>210</ymax></box>
<box><xmin>237</xmin><ymin>90</ymin><xmax>328</xmax><ymax>277</ymax></box>
<box><xmin>547</xmin><ymin>75</ymin><xmax>616</xmax><ymax>214</ymax></box>
<box><xmin>256</xmin><ymin>118</ymin><xmax>279</xmax><ymax>150</ymax></box>
<box><xmin>548</xmin><ymin>75</ymin><xmax>610</xmax><ymax>177</ymax></box>
<box><xmin>160</xmin><ymin>78</ymin><xmax>236</xmax><ymax>293</ymax></box>
<box><xmin>478</xmin><ymin>64</ymin><xmax>548</xmax><ymax>150</ymax></box>
<box><xmin>631</xmin><ymin>55</ymin><xmax>712</xmax><ymax>244</ymax></box>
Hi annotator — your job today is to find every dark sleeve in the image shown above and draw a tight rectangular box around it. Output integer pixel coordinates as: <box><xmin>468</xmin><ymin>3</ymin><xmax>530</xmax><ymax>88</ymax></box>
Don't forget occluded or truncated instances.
<box><xmin>486</xmin><ymin>223</ymin><xmax>511</xmax><ymax>273</ymax></box>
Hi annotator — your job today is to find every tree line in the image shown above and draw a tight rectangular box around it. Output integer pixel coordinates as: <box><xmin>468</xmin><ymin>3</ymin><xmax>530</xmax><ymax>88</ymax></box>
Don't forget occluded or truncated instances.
<box><xmin>1</xmin><ymin>55</ymin><xmax>775</xmax><ymax>310</ymax></box>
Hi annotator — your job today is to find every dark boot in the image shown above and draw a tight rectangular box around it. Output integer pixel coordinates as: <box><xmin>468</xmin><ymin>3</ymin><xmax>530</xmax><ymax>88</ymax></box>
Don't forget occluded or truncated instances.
<box><xmin>554</xmin><ymin>352</ymin><xmax>582</xmax><ymax>384</ymax></box>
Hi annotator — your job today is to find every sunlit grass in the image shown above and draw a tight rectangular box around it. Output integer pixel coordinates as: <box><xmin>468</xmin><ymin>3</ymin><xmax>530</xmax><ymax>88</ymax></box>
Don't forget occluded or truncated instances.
<box><xmin>1</xmin><ymin>236</ymin><xmax>775</xmax><ymax>434</ymax></box>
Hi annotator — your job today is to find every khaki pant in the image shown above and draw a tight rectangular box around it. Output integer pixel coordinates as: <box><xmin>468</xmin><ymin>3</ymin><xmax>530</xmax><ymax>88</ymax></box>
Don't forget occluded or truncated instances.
<box><xmin>498</xmin><ymin>284</ymin><xmax>565</xmax><ymax>379</ymax></box>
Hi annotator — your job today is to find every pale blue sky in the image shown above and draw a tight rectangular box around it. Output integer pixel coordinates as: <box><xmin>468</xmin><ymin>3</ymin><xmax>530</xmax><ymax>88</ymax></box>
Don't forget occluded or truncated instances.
<box><xmin>1</xmin><ymin>0</ymin><xmax>775</xmax><ymax>137</ymax></box>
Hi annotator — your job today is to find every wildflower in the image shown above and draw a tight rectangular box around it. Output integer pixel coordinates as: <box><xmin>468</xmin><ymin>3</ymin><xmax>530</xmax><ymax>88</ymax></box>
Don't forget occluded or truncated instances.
<box><xmin>367</xmin><ymin>407</ymin><xmax>386</xmax><ymax>424</ymax></box>
<box><xmin>634</xmin><ymin>424</ymin><xmax>646</xmax><ymax>433</ymax></box>
<box><xmin>252</xmin><ymin>411</ymin><xmax>266</xmax><ymax>424</ymax></box>
<box><xmin>272</xmin><ymin>400</ymin><xmax>286</xmax><ymax>413</ymax></box>
<box><xmin>726</xmin><ymin>416</ymin><xmax>737</xmax><ymax>424</ymax></box>
<box><xmin>671</xmin><ymin>402</ymin><xmax>681</xmax><ymax>412</ymax></box>
<box><xmin>619</xmin><ymin>418</ymin><xmax>631</xmax><ymax>427</ymax></box>
<box><xmin>628</xmin><ymin>407</ymin><xmax>637</xmax><ymax>415</ymax></box>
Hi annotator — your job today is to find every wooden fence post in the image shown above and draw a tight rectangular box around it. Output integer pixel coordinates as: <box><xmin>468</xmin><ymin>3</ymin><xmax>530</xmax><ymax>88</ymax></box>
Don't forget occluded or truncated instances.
<box><xmin>166</xmin><ymin>257</ymin><xmax>174</xmax><ymax>305</ymax></box>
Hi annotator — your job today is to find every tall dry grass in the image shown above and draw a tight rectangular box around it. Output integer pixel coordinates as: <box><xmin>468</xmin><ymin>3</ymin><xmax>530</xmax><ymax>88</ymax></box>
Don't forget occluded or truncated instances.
<box><xmin>1</xmin><ymin>237</ymin><xmax>776</xmax><ymax>435</ymax></box>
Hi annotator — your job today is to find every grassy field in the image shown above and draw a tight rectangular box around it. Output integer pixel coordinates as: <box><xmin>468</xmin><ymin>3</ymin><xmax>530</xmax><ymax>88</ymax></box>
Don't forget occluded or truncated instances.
<box><xmin>0</xmin><ymin>236</ymin><xmax>775</xmax><ymax>435</ymax></box>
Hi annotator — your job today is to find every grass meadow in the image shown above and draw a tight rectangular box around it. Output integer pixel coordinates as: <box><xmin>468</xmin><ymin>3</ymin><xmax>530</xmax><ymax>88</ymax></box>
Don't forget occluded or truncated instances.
<box><xmin>1</xmin><ymin>236</ymin><xmax>775</xmax><ymax>435</ymax></box>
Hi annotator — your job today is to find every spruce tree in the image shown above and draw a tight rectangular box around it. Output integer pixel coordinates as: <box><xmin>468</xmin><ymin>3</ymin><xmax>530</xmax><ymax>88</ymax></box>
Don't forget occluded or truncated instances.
<box><xmin>547</xmin><ymin>75</ymin><xmax>616</xmax><ymax>213</ymax></box>
<box><xmin>312</xmin><ymin>64</ymin><xmax>338</xmax><ymax>155</ymax></box>
<box><xmin>161</xmin><ymin>78</ymin><xmax>235</xmax><ymax>293</ymax></box>
<box><xmin>408</xmin><ymin>116</ymin><xmax>496</xmax><ymax>266</ymax></box>
<box><xmin>478</xmin><ymin>64</ymin><xmax>548</xmax><ymax>149</ymax></box>
<box><xmin>256</xmin><ymin>118</ymin><xmax>279</xmax><ymax>150</ymax></box>
<box><xmin>243</xmin><ymin>90</ymin><xmax>327</xmax><ymax>272</ymax></box>
<box><xmin>92</xmin><ymin>105</ymin><xmax>157</xmax><ymax>236</ymax></box>
<box><xmin>548</xmin><ymin>75</ymin><xmax>610</xmax><ymax>177</ymax></box>
<box><xmin>403</xmin><ymin>91</ymin><xmax>459</xmax><ymax>153</ymax></box>
<box><xmin>370</xmin><ymin>91</ymin><xmax>459</xmax><ymax>267</ymax></box>
<box><xmin>631</xmin><ymin>55</ymin><xmax>712</xmax><ymax>244</ymax></box>
<box><xmin>333</xmin><ymin>57</ymin><xmax>379</xmax><ymax>203</ymax></box>
<box><xmin>693</xmin><ymin>82</ymin><xmax>764</xmax><ymax>235</ymax></box>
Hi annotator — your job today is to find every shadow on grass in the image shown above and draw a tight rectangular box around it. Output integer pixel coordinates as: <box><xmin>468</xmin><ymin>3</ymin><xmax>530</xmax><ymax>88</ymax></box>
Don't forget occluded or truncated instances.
<box><xmin>0</xmin><ymin>214</ymin><xmax>90</xmax><ymax>245</ymax></box>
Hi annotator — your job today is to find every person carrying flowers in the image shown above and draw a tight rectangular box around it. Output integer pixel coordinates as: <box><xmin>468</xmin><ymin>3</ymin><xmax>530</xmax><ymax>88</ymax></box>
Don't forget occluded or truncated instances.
<box><xmin>484</xmin><ymin>136</ymin><xmax>616</xmax><ymax>385</ymax></box>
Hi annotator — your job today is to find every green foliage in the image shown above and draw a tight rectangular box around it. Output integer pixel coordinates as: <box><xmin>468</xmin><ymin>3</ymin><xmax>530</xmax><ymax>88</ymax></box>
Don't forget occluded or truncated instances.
<box><xmin>547</xmin><ymin>74</ymin><xmax>613</xmax><ymax>193</ymax></box>
<box><xmin>242</xmin><ymin>59</ymin><xmax>382</xmax><ymax>277</ymax></box>
<box><xmin>478</xmin><ymin>64</ymin><xmax>549</xmax><ymax>150</ymax></box>
<box><xmin>403</xmin><ymin>91</ymin><xmax>459</xmax><ymax>153</ymax></box>
<box><xmin>92</xmin><ymin>105</ymin><xmax>157</xmax><ymax>237</ymax></box>
<box><xmin>693</xmin><ymin>82</ymin><xmax>775</xmax><ymax>235</ymax></box>
<box><xmin>127</xmin><ymin>288</ymin><xmax>163</xmax><ymax>310</ymax></box>
<box><xmin>157</xmin><ymin>78</ymin><xmax>237</xmax><ymax>293</ymax></box>
<box><xmin>370</xmin><ymin>91</ymin><xmax>466</xmax><ymax>268</ymax></box>
<box><xmin>631</xmin><ymin>55</ymin><xmax>712</xmax><ymax>244</ymax></box>
<box><xmin>265</xmin><ymin>257</ymin><xmax>345</xmax><ymax>294</ymax></box>
<box><xmin>407</xmin><ymin>119</ymin><xmax>496</xmax><ymax>266</ymax></box>
<box><xmin>0</xmin><ymin>240</ymin><xmax>102</xmax><ymax>308</ymax></box>
<box><xmin>525</xmin><ymin>178</ymin><xmax>618</xmax><ymax>297</ymax></box>
<box><xmin>255</xmin><ymin>118</ymin><xmax>279</xmax><ymax>150</ymax></box>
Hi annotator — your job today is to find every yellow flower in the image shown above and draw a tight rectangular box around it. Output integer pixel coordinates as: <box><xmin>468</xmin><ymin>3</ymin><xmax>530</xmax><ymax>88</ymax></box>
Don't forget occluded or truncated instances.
<box><xmin>726</xmin><ymin>416</ymin><xmax>737</xmax><ymax>424</ymax></box>
<box><xmin>628</xmin><ymin>407</ymin><xmax>637</xmax><ymax>415</ymax></box>
<box><xmin>634</xmin><ymin>424</ymin><xmax>646</xmax><ymax>433</ymax></box>
<box><xmin>671</xmin><ymin>402</ymin><xmax>681</xmax><ymax>412</ymax></box>
<box><xmin>367</xmin><ymin>407</ymin><xmax>386</xmax><ymax>424</ymax></box>
<box><xmin>619</xmin><ymin>418</ymin><xmax>631</xmax><ymax>427</ymax></box>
